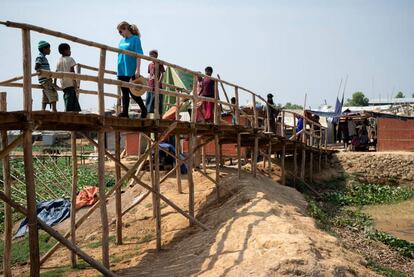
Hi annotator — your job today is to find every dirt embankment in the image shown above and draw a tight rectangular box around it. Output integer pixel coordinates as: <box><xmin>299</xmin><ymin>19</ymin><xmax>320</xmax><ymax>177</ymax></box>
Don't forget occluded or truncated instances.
<box><xmin>27</xmin><ymin>166</ymin><xmax>378</xmax><ymax>276</ymax></box>
<box><xmin>117</xmin><ymin>170</ymin><xmax>376</xmax><ymax>276</ymax></box>
<box><xmin>330</xmin><ymin>151</ymin><xmax>414</xmax><ymax>186</ymax></box>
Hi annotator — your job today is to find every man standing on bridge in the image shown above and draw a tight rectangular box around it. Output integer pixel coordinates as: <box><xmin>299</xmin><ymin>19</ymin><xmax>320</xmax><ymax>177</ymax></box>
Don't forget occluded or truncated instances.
<box><xmin>265</xmin><ymin>93</ymin><xmax>280</xmax><ymax>133</ymax></box>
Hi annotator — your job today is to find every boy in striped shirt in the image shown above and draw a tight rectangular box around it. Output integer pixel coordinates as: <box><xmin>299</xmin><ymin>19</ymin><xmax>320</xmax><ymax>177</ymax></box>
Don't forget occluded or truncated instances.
<box><xmin>35</xmin><ymin>40</ymin><xmax>58</xmax><ymax>111</ymax></box>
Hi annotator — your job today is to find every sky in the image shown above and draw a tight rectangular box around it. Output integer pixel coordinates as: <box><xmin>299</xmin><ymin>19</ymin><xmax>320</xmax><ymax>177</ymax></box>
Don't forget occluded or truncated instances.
<box><xmin>1</xmin><ymin>0</ymin><xmax>414</xmax><ymax>111</ymax></box>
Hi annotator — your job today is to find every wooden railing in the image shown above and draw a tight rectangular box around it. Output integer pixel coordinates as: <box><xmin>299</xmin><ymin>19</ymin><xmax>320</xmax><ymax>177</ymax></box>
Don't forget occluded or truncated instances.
<box><xmin>0</xmin><ymin>20</ymin><xmax>327</xmax><ymax>147</ymax></box>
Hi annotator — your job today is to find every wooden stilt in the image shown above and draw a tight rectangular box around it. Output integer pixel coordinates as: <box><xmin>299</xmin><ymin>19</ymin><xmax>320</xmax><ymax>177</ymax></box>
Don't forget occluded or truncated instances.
<box><xmin>153</xmin><ymin>132</ymin><xmax>162</xmax><ymax>250</ymax></box>
<box><xmin>187</xmin><ymin>133</ymin><xmax>195</xmax><ymax>225</ymax></box>
<box><xmin>70</xmin><ymin>131</ymin><xmax>78</xmax><ymax>267</ymax></box>
<box><xmin>214</xmin><ymin>134</ymin><xmax>220</xmax><ymax>202</ymax></box>
<box><xmin>1</xmin><ymin>92</ymin><xmax>12</xmax><ymax>277</ymax></box>
<box><xmin>318</xmin><ymin>151</ymin><xmax>322</xmax><ymax>173</ymax></box>
<box><xmin>237</xmin><ymin>132</ymin><xmax>241</xmax><ymax>179</ymax></box>
<box><xmin>300</xmin><ymin>148</ymin><xmax>306</xmax><ymax>181</ymax></box>
<box><xmin>293</xmin><ymin>144</ymin><xmax>298</xmax><ymax>186</ymax></box>
<box><xmin>252</xmin><ymin>136</ymin><xmax>259</xmax><ymax>177</ymax></box>
<box><xmin>97</xmin><ymin>130</ymin><xmax>110</xmax><ymax>268</ymax></box>
<box><xmin>175</xmin><ymin>134</ymin><xmax>182</xmax><ymax>193</ymax></box>
<box><xmin>267</xmin><ymin>139</ymin><xmax>272</xmax><ymax>177</ymax></box>
<box><xmin>309</xmin><ymin>151</ymin><xmax>313</xmax><ymax>183</ymax></box>
<box><xmin>148</xmin><ymin>136</ymin><xmax>157</xmax><ymax>219</ymax></box>
<box><xmin>281</xmin><ymin>143</ymin><xmax>286</xmax><ymax>185</ymax></box>
<box><xmin>202</xmin><ymin>143</ymin><xmax>207</xmax><ymax>174</ymax></box>
<box><xmin>21</xmin><ymin>27</ymin><xmax>40</xmax><ymax>277</ymax></box>
<box><xmin>23</xmin><ymin>130</ymin><xmax>39</xmax><ymax>277</ymax></box>
<box><xmin>115</xmin><ymin>131</ymin><xmax>122</xmax><ymax>245</ymax></box>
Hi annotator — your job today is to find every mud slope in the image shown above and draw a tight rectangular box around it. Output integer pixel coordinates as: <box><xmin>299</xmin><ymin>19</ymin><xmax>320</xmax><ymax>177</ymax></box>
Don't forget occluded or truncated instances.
<box><xmin>118</xmin><ymin>170</ymin><xmax>377</xmax><ymax>276</ymax></box>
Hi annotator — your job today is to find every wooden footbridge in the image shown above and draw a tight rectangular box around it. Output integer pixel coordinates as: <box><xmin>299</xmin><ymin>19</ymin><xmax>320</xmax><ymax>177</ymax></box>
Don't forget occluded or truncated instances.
<box><xmin>0</xmin><ymin>21</ymin><xmax>331</xmax><ymax>276</ymax></box>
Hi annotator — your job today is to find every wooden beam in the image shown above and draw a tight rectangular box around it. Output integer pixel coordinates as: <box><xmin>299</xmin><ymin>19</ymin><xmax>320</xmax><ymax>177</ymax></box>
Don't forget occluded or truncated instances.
<box><xmin>115</xmin><ymin>131</ymin><xmax>122</xmax><ymax>245</ymax></box>
<box><xmin>70</xmin><ymin>131</ymin><xmax>78</xmax><ymax>268</ymax></box>
<box><xmin>22</xmin><ymin>28</ymin><xmax>32</xmax><ymax>115</ymax></box>
<box><xmin>237</xmin><ymin>132</ymin><xmax>241</xmax><ymax>179</ymax></box>
<box><xmin>187</xmin><ymin>132</ymin><xmax>195</xmax><ymax>225</ymax></box>
<box><xmin>23</xmin><ymin>129</ymin><xmax>39</xmax><ymax>277</ymax></box>
<box><xmin>153</xmin><ymin>132</ymin><xmax>162</xmax><ymax>250</ymax></box>
<box><xmin>309</xmin><ymin>151</ymin><xmax>313</xmax><ymax>183</ymax></box>
<box><xmin>267</xmin><ymin>140</ymin><xmax>272</xmax><ymax>177</ymax></box>
<box><xmin>300</xmin><ymin>148</ymin><xmax>306</xmax><ymax>181</ymax></box>
<box><xmin>281</xmin><ymin>143</ymin><xmax>286</xmax><ymax>185</ymax></box>
<box><xmin>97</xmin><ymin>130</ymin><xmax>110</xmax><ymax>268</ymax></box>
<box><xmin>293</xmin><ymin>144</ymin><xmax>298</xmax><ymax>186</ymax></box>
<box><xmin>98</xmin><ymin>49</ymin><xmax>106</xmax><ymax>117</ymax></box>
<box><xmin>1</xmin><ymin>92</ymin><xmax>12</xmax><ymax>277</ymax></box>
<box><xmin>214</xmin><ymin>134</ymin><xmax>220</xmax><ymax>202</ymax></box>
<box><xmin>216</xmin><ymin>74</ymin><xmax>230</xmax><ymax>103</ymax></box>
<box><xmin>175</xmin><ymin>99</ymin><xmax>182</xmax><ymax>193</ymax></box>
<box><xmin>0</xmin><ymin>191</ymin><xmax>116</xmax><ymax>277</ymax></box>
<box><xmin>252</xmin><ymin>136</ymin><xmax>258</xmax><ymax>177</ymax></box>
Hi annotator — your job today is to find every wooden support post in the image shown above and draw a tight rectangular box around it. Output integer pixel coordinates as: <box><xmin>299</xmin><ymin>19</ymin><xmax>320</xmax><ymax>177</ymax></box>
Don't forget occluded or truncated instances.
<box><xmin>300</xmin><ymin>148</ymin><xmax>306</xmax><ymax>181</ymax></box>
<box><xmin>24</xmin><ymin>130</ymin><xmax>39</xmax><ymax>277</ymax></box>
<box><xmin>318</xmin><ymin>150</ymin><xmax>322</xmax><ymax>173</ymax></box>
<box><xmin>153</xmin><ymin>132</ymin><xmax>162</xmax><ymax>250</ymax></box>
<box><xmin>252</xmin><ymin>136</ymin><xmax>259</xmax><ymax>177</ymax></box>
<box><xmin>293</xmin><ymin>144</ymin><xmax>298</xmax><ymax>186</ymax></box>
<box><xmin>214</xmin><ymin>134</ymin><xmax>220</xmax><ymax>202</ymax></box>
<box><xmin>70</xmin><ymin>132</ymin><xmax>78</xmax><ymax>268</ymax></box>
<box><xmin>187</xmin><ymin>133</ymin><xmax>195</xmax><ymax>225</ymax></box>
<box><xmin>154</xmin><ymin>61</ymin><xmax>160</xmax><ymax>119</ymax></box>
<box><xmin>22</xmin><ymin>28</ymin><xmax>39</xmax><ymax>277</ymax></box>
<box><xmin>76</xmin><ymin>64</ymin><xmax>81</xmax><ymax>98</ymax></box>
<box><xmin>214</xmin><ymin>80</ymin><xmax>219</xmax><ymax>125</ymax></box>
<box><xmin>281</xmin><ymin>143</ymin><xmax>286</xmax><ymax>185</ymax></box>
<box><xmin>98</xmin><ymin>49</ymin><xmax>106</xmax><ymax>117</ymax></box>
<box><xmin>237</xmin><ymin>132</ymin><xmax>241</xmax><ymax>179</ymax></box>
<box><xmin>267</xmin><ymin>139</ymin><xmax>272</xmax><ymax>177</ymax></box>
<box><xmin>1</xmin><ymin>92</ymin><xmax>12</xmax><ymax>277</ymax></box>
<box><xmin>175</xmin><ymin>98</ymin><xmax>182</xmax><ymax>193</ymax></box>
<box><xmin>97</xmin><ymin>130</ymin><xmax>110</xmax><ymax>268</ymax></box>
<box><xmin>281</xmin><ymin>110</ymin><xmax>285</xmax><ymax>137</ymax></box>
<box><xmin>115</xmin><ymin>131</ymin><xmax>122</xmax><ymax>244</ymax></box>
<box><xmin>202</xmin><ymin>143</ymin><xmax>207</xmax><ymax>174</ymax></box>
<box><xmin>309</xmin><ymin>151</ymin><xmax>313</xmax><ymax>183</ymax></box>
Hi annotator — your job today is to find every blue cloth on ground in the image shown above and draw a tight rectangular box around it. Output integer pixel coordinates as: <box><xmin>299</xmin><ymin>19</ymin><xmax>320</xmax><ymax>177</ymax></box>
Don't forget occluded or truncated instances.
<box><xmin>159</xmin><ymin>142</ymin><xmax>187</xmax><ymax>174</ymax></box>
<box><xmin>15</xmin><ymin>198</ymin><xmax>71</xmax><ymax>238</ymax></box>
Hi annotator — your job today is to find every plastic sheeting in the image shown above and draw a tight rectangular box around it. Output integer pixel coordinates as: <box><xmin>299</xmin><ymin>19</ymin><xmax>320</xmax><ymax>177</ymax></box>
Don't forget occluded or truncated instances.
<box><xmin>15</xmin><ymin>198</ymin><xmax>70</xmax><ymax>238</ymax></box>
<box><xmin>159</xmin><ymin>142</ymin><xmax>187</xmax><ymax>174</ymax></box>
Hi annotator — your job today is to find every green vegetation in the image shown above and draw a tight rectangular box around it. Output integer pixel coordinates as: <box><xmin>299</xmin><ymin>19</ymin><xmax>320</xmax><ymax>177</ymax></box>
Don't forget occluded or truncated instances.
<box><xmin>0</xmin><ymin>232</ymin><xmax>57</xmax><ymax>268</ymax></box>
<box><xmin>303</xmin><ymin>176</ymin><xmax>414</xmax><ymax>275</ymax></box>
<box><xmin>345</xmin><ymin>91</ymin><xmax>369</xmax><ymax>106</ymax></box>
<box><xmin>395</xmin><ymin>91</ymin><xmax>405</xmax><ymax>98</ymax></box>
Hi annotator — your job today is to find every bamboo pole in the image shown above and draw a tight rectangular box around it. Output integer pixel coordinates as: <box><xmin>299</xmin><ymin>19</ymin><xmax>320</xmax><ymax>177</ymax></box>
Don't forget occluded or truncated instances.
<box><xmin>23</xmin><ymin>129</ymin><xmax>39</xmax><ymax>276</ymax></box>
<box><xmin>153</xmin><ymin>132</ymin><xmax>162</xmax><ymax>250</ymax></box>
<box><xmin>214</xmin><ymin>81</ymin><xmax>219</xmax><ymax>125</ymax></box>
<box><xmin>293</xmin><ymin>144</ymin><xmax>298</xmax><ymax>186</ymax></box>
<box><xmin>98</xmin><ymin>49</ymin><xmax>106</xmax><ymax>117</ymax></box>
<box><xmin>214</xmin><ymin>134</ymin><xmax>220</xmax><ymax>202</ymax></box>
<box><xmin>115</xmin><ymin>131</ymin><xmax>122</xmax><ymax>245</ymax></box>
<box><xmin>188</xmin><ymin>132</ymin><xmax>195</xmax><ymax>225</ymax></box>
<box><xmin>154</xmin><ymin>62</ymin><xmax>160</xmax><ymax>119</ymax></box>
<box><xmin>97</xmin><ymin>130</ymin><xmax>110</xmax><ymax>268</ymax></box>
<box><xmin>252</xmin><ymin>136</ymin><xmax>258</xmax><ymax>177</ymax></box>
<box><xmin>21</xmin><ymin>27</ymin><xmax>40</xmax><ymax>277</ymax></box>
<box><xmin>301</xmin><ymin>148</ymin><xmax>306</xmax><ymax>181</ymax></box>
<box><xmin>70</xmin><ymin>131</ymin><xmax>78</xmax><ymax>268</ymax></box>
<box><xmin>0</xmin><ymin>191</ymin><xmax>116</xmax><ymax>277</ymax></box>
<box><xmin>309</xmin><ymin>151</ymin><xmax>313</xmax><ymax>183</ymax></box>
<box><xmin>0</xmin><ymin>72</ymin><xmax>38</xmax><ymax>85</ymax></box>
<box><xmin>175</xmin><ymin>99</ymin><xmax>182</xmax><ymax>193</ymax></box>
<box><xmin>267</xmin><ymin>139</ymin><xmax>272</xmax><ymax>177</ymax></box>
<box><xmin>0</xmin><ymin>134</ymin><xmax>23</xmax><ymax>163</ymax></box>
<box><xmin>22</xmin><ymin>29</ymin><xmax>32</xmax><ymax>115</ymax></box>
<box><xmin>1</xmin><ymin>92</ymin><xmax>12</xmax><ymax>277</ymax></box>
<box><xmin>216</xmin><ymin>74</ymin><xmax>230</xmax><ymax>104</ymax></box>
<box><xmin>281</xmin><ymin>143</ymin><xmax>286</xmax><ymax>185</ymax></box>
<box><xmin>237</xmin><ymin>133</ymin><xmax>241</xmax><ymax>179</ymax></box>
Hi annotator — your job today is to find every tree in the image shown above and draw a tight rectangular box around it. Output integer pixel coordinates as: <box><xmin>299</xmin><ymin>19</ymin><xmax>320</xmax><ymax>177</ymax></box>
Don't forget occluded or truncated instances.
<box><xmin>283</xmin><ymin>102</ymin><xmax>303</xmax><ymax>110</ymax></box>
<box><xmin>345</xmin><ymin>92</ymin><xmax>369</xmax><ymax>106</ymax></box>
<box><xmin>412</xmin><ymin>93</ymin><xmax>414</xmax><ymax>98</ymax></box>
<box><xmin>395</xmin><ymin>91</ymin><xmax>405</xmax><ymax>98</ymax></box>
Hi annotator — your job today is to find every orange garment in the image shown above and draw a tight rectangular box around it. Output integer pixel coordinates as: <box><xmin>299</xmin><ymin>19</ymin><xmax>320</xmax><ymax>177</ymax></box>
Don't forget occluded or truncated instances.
<box><xmin>76</xmin><ymin>186</ymin><xmax>99</xmax><ymax>209</ymax></box>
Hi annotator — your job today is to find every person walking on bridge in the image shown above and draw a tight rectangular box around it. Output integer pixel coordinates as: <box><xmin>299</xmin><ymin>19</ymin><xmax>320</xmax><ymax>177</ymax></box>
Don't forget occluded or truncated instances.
<box><xmin>116</xmin><ymin>21</ymin><xmax>147</xmax><ymax>118</ymax></box>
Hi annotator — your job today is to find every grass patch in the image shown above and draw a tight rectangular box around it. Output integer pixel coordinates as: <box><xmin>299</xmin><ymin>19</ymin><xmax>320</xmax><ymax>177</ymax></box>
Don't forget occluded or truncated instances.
<box><xmin>303</xmin><ymin>174</ymin><xmax>414</xmax><ymax>274</ymax></box>
<box><xmin>85</xmin><ymin>235</ymin><xmax>115</xmax><ymax>249</ymax></box>
<box><xmin>366</xmin><ymin>258</ymin><xmax>407</xmax><ymax>277</ymax></box>
<box><xmin>0</xmin><ymin>232</ymin><xmax>57</xmax><ymax>268</ymax></box>
<box><xmin>138</xmin><ymin>233</ymin><xmax>154</xmax><ymax>244</ymax></box>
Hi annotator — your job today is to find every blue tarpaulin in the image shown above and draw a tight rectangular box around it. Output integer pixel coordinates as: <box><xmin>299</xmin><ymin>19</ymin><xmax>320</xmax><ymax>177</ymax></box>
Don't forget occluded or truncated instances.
<box><xmin>159</xmin><ymin>142</ymin><xmax>188</xmax><ymax>174</ymax></box>
<box><xmin>15</xmin><ymin>198</ymin><xmax>71</xmax><ymax>238</ymax></box>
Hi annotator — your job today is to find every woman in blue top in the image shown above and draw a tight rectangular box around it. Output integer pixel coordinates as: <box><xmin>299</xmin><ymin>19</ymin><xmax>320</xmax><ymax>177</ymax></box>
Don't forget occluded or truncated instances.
<box><xmin>117</xmin><ymin>21</ymin><xmax>147</xmax><ymax>118</ymax></box>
